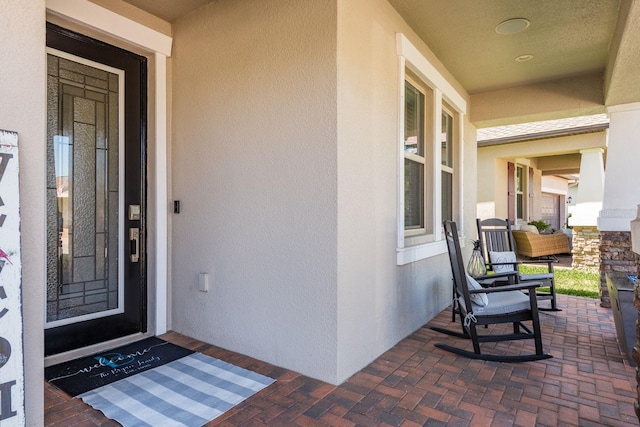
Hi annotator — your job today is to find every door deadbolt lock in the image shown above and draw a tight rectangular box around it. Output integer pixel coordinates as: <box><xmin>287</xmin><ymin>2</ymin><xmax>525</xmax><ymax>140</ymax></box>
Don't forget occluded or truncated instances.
<box><xmin>129</xmin><ymin>227</ymin><xmax>140</xmax><ymax>263</ymax></box>
<box><xmin>129</xmin><ymin>204</ymin><xmax>141</xmax><ymax>220</ymax></box>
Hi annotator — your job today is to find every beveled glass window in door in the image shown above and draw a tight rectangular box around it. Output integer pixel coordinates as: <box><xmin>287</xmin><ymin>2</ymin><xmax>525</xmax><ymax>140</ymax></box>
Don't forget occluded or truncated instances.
<box><xmin>45</xmin><ymin>49</ymin><xmax>124</xmax><ymax>327</ymax></box>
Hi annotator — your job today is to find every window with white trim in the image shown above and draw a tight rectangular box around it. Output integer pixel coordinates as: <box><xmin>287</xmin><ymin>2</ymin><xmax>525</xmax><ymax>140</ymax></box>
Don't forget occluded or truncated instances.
<box><xmin>401</xmin><ymin>71</ymin><xmax>461</xmax><ymax>248</ymax></box>
<box><xmin>404</xmin><ymin>73</ymin><xmax>433</xmax><ymax>241</ymax></box>
<box><xmin>441</xmin><ymin>105</ymin><xmax>455</xmax><ymax>222</ymax></box>
<box><xmin>396</xmin><ymin>33</ymin><xmax>467</xmax><ymax>265</ymax></box>
<box><xmin>507</xmin><ymin>161</ymin><xmax>530</xmax><ymax>224</ymax></box>
<box><xmin>516</xmin><ymin>165</ymin><xmax>525</xmax><ymax>220</ymax></box>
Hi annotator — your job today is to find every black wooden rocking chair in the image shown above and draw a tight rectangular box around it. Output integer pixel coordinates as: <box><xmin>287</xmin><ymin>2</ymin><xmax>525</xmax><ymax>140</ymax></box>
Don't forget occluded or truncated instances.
<box><xmin>476</xmin><ymin>218</ymin><xmax>560</xmax><ymax>311</ymax></box>
<box><xmin>431</xmin><ymin>221</ymin><xmax>552</xmax><ymax>362</ymax></box>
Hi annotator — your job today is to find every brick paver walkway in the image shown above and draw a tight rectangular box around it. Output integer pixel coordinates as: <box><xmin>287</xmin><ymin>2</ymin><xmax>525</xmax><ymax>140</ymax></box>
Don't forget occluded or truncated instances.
<box><xmin>45</xmin><ymin>294</ymin><xmax>638</xmax><ymax>426</ymax></box>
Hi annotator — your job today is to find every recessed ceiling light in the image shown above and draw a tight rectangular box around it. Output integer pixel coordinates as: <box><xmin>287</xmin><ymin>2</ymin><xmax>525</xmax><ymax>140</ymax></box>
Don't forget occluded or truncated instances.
<box><xmin>495</xmin><ymin>18</ymin><xmax>530</xmax><ymax>35</ymax></box>
<box><xmin>515</xmin><ymin>54</ymin><xmax>534</xmax><ymax>62</ymax></box>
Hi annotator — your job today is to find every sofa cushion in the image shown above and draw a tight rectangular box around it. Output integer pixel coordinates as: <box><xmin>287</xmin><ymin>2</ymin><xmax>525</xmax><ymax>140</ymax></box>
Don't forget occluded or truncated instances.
<box><xmin>520</xmin><ymin>224</ymin><xmax>539</xmax><ymax>234</ymax></box>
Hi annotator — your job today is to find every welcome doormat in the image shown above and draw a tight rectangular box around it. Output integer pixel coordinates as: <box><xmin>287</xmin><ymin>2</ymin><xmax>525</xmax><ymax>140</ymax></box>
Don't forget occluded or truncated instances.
<box><xmin>45</xmin><ymin>337</ymin><xmax>194</xmax><ymax>396</ymax></box>
<box><xmin>78</xmin><ymin>352</ymin><xmax>275</xmax><ymax>426</ymax></box>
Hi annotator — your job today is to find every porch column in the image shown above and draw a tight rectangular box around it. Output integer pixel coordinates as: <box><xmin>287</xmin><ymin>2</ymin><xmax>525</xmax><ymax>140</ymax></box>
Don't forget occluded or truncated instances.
<box><xmin>599</xmin><ymin>104</ymin><xmax>640</xmax><ymax>231</ymax></box>
<box><xmin>598</xmin><ymin>103</ymin><xmax>640</xmax><ymax>306</ymax></box>
<box><xmin>570</xmin><ymin>148</ymin><xmax>604</xmax><ymax>272</ymax></box>
<box><xmin>571</xmin><ymin>148</ymin><xmax>605</xmax><ymax>226</ymax></box>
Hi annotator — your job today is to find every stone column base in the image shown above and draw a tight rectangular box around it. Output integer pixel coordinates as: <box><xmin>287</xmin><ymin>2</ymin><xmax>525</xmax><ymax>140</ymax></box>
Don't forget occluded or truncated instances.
<box><xmin>572</xmin><ymin>226</ymin><xmax>600</xmax><ymax>272</ymax></box>
<box><xmin>600</xmin><ymin>231</ymin><xmax>639</xmax><ymax>308</ymax></box>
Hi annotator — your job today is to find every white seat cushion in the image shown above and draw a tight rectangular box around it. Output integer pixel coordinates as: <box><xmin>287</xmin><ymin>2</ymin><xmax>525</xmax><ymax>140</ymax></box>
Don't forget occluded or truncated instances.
<box><xmin>520</xmin><ymin>273</ymin><xmax>553</xmax><ymax>282</ymax></box>
<box><xmin>460</xmin><ymin>289</ymin><xmax>530</xmax><ymax>315</ymax></box>
<box><xmin>519</xmin><ymin>224</ymin><xmax>539</xmax><ymax>234</ymax></box>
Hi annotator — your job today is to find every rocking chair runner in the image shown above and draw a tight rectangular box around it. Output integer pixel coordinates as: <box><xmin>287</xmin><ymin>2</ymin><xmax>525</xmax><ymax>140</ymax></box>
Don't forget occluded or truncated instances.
<box><xmin>432</xmin><ymin>221</ymin><xmax>552</xmax><ymax>362</ymax></box>
<box><xmin>476</xmin><ymin>218</ymin><xmax>560</xmax><ymax>311</ymax></box>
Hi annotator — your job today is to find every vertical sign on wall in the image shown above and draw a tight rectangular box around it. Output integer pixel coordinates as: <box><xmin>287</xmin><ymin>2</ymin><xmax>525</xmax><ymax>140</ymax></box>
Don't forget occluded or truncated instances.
<box><xmin>0</xmin><ymin>130</ymin><xmax>25</xmax><ymax>425</ymax></box>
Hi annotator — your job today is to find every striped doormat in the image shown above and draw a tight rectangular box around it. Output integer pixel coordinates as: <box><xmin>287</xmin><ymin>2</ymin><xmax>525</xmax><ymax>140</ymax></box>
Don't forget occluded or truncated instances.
<box><xmin>78</xmin><ymin>351</ymin><xmax>275</xmax><ymax>426</ymax></box>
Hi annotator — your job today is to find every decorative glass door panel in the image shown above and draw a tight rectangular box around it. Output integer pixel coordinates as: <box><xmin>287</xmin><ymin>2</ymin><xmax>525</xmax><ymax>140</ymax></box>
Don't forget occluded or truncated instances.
<box><xmin>46</xmin><ymin>49</ymin><xmax>123</xmax><ymax>327</ymax></box>
<box><xmin>45</xmin><ymin>23</ymin><xmax>146</xmax><ymax>356</ymax></box>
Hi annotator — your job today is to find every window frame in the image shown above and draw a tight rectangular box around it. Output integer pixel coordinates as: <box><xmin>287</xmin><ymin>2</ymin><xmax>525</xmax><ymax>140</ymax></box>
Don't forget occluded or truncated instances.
<box><xmin>396</xmin><ymin>34</ymin><xmax>467</xmax><ymax>265</ymax></box>
<box><xmin>508</xmin><ymin>161</ymin><xmax>531</xmax><ymax>225</ymax></box>
<box><xmin>516</xmin><ymin>165</ymin><xmax>525</xmax><ymax>221</ymax></box>
<box><xmin>403</xmin><ymin>72</ymin><xmax>433</xmax><ymax>242</ymax></box>
<box><xmin>440</xmin><ymin>104</ymin><xmax>456</xmax><ymax>224</ymax></box>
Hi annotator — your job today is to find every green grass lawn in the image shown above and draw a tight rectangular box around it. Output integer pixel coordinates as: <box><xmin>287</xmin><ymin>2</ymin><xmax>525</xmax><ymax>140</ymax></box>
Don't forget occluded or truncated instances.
<box><xmin>518</xmin><ymin>264</ymin><xmax>600</xmax><ymax>298</ymax></box>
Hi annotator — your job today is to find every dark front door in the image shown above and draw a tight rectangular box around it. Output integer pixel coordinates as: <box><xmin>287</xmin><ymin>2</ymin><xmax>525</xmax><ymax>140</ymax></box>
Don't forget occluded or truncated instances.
<box><xmin>45</xmin><ymin>24</ymin><xmax>147</xmax><ymax>356</ymax></box>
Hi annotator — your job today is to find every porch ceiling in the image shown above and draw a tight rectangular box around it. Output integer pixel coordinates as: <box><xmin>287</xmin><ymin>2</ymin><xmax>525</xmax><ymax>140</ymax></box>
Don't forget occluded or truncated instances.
<box><xmin>122</xmin><ymin>0</ymin><xmax>214</xmax><ymax>23</ymax></box>
<box><xmin>387</xmin><ymin>0</ymin><xmax>621</xmax><ymax>95</ymax></box>
<box><xmin>123</xmin><ymin>0</ymin><xmax>640</xmax><ymax>108</ymax></box>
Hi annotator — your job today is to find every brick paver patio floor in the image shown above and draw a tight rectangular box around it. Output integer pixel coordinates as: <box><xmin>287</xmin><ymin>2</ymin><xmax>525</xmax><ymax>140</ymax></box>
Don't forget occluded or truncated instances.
<box><xmin>45</xmin><ymin>294</ymin><xmax>638</xmax><ymax>426</ymax></box>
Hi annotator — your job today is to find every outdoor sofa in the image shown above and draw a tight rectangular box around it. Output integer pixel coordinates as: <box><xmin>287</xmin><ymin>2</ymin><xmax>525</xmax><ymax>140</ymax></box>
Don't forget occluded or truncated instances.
<box><xmin>512</xmin><ymin>225</ymin><xmax>571</xmax><ymax>258</ymax></box>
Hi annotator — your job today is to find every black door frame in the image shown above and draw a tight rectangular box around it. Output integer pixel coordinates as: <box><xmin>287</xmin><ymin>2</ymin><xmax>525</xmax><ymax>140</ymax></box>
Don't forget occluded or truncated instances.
<box><xmin>45</xmin><ymin>23</ymin><xmax>148</xmax><ymax>356</ymax></box>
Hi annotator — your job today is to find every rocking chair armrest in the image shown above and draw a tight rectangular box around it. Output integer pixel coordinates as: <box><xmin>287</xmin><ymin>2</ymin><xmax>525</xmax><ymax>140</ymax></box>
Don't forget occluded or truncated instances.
<box><xmin>469</xmin><ymin>282</ymin><xmax>542</xmax><ymax>294</ymax></box>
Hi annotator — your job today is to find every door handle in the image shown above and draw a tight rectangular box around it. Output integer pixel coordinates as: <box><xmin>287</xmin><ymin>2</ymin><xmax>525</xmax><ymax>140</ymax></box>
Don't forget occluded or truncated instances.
<box><xmin>129</xmin><ymin>228</ymin><xmax>139</xmax><ymax>262</ymax></box>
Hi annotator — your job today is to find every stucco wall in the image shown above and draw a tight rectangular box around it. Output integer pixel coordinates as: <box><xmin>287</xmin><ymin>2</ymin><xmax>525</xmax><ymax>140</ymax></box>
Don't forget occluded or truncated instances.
<box><xmin>171</xmin><ymin>0</ymin><xmax>476</xmax><ymax>384</ymax></box>
<box><xmin>335</xmin><ymin>0</ymin><xmax>474</xmax><ymax>382</ymax></box>
<box><xmin>1</xmin><ymin>0</ymin><xmax>46</xmax><ymax>425</ymax></box>
<box><xmin>477</xmin><ymin>156</ymin><xmax>506</xmax><ymax>220</ymax></box>
<box><xmin>471</xmin><ymin>73</ymin><xmax>605</xmax><ymax>127</ymax></box>
<box><xmin>171</xmin><ymin>0</ymin><xmax>339</xmax><ymax>382</ymax></box>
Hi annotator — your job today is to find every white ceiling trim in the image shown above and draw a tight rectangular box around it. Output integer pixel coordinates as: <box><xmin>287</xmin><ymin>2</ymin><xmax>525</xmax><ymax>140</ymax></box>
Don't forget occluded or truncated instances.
<box><xmin>46</xmin><ymin>0</ymin><xmax>173</xmax><ymax>56</ymax></box>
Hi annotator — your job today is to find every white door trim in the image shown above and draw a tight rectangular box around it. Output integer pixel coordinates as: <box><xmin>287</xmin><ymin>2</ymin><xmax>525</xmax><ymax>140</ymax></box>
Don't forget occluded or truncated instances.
<box><xmin>46</xmin><ymin>0</ymin><xmax>172</xmax><ymax>56</ymax></box>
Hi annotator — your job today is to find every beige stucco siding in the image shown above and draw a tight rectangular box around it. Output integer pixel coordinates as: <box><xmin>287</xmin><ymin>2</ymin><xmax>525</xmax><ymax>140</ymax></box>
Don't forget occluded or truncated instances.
<box><xmin>1</xmin><ymin>1</ymin><xmax>46</xmax><ymax>424</ymax></box>
<box><xmin>471</xmin><ymin>73</ymin><xmax>605</xmax><ymax>127</ymax></box>
<box><xmin>171</xmin><ymin>0</ymin><xmax>476</xmax><ymax>385</ymax></box>
<box><xmin>171</xmin><ymin>0</ymin><xmax>340</xmax><ymax>382</ymax></box>
<box><xmin>336</xmin><ymin>0</ymin><xmax>474</xmax><ymax>382</ymax></box>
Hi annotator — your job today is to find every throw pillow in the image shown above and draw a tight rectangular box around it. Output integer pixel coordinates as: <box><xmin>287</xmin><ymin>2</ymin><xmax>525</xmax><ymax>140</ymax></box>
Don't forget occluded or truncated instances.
<box><xmin>519</xmin><ymin>224</ymin><xmax>539</xmax><ymax>234</ymax></box>
<box><xmin>465</xmin><ymin>274</ymin><xmax>489</xmax><ymax>307</ymax></box>
<box><xmin>489</xmin><ymin>250</ymin><xmax>517</xmax><ymax>273</ymax></box>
